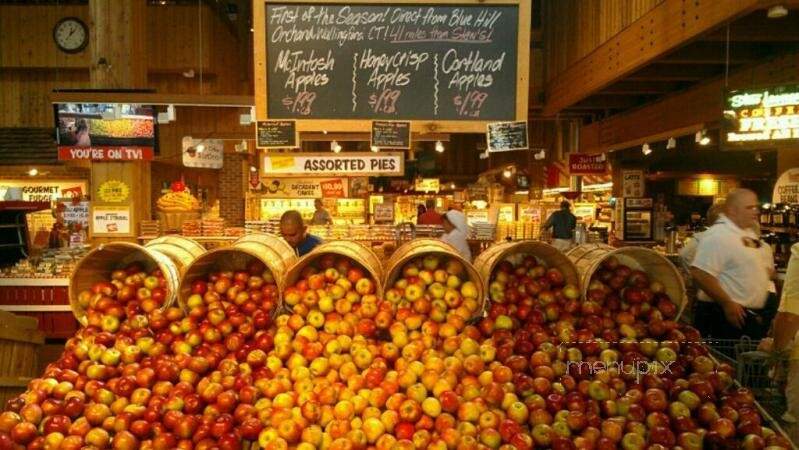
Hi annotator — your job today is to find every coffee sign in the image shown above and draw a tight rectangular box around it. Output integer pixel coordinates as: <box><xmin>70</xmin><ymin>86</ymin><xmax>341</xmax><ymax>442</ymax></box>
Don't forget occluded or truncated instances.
<box><xmin>724</xmin><ymin>84</ymin><xmax>799</xmax><ymax>147</ymax></box>
<box><xmin>773</xmin><ymin>168</ymin><xmax>799</xmax><ymax>204</ymax></box>
<box><xmin>568</xmin><ymin>154</ymin><xmax>607</xmax><ymax>175</ymax></box>
<box><xmin>261</xmin><ymin>152</ymin><xmax>404</xmax><ymax>177</ymax></box>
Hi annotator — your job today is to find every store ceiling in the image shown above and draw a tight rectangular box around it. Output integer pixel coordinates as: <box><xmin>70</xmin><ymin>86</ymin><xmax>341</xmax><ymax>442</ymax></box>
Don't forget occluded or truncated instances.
<box><xmin>563</xmin><ymin>9</ymin><xmax>799</xmax><ymax>120</ymax></box>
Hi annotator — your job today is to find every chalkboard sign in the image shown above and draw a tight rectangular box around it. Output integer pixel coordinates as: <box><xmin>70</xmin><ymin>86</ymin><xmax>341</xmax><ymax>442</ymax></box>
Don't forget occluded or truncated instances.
<box><xmin>257</xmin><ymin>120</ymin><xmax>297</xmax><ymax>148</ymax></box>
<box><xmin>486</xmin><ymin>121</ymin><xmax>528</xmax><ymax>152</ymax></box>
<box><xmin>371</xmin><ymin>121</ymin><xmax>410</xmax><ymax>149</ymax></box>
<box><xmin>264</xmin><ymin>4</ymin><xmax>519</xmax><ymax>121</ymax></box>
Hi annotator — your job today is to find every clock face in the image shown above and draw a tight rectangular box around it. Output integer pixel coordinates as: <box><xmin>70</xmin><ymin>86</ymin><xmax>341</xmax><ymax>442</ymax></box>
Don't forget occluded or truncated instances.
<box><xmin>53</xmin><ymin>18</ymin><xmax>88</xmax><ymax>53</ymax></box>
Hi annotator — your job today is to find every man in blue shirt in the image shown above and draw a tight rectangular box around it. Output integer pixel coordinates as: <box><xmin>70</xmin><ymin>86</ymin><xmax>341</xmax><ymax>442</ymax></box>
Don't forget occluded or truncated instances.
<box><xmin>542</xmin><ymin>201</ymin><xmax>577</xmax><ymax>252</ymax></box>
<box><xmin>280</xmin><ymin>210</ymin><xmax>322</xmax><ymax>256</ymax></box>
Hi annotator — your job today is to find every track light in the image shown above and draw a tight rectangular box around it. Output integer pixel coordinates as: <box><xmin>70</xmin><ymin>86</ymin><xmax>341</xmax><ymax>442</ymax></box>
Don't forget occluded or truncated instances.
<box><xmin>331</xmin><ymin>141</ymin><xmax>342</xmax><ymax>153</ymax></box>
<box><xmin>249</xmin><ymin>166</ymin><xmax>257</xmax><ymax>172</ymax></box>
<box><xmin>642</xmin><ymin>143</ymin><xmax>652</xmax><ymax>156</ymax></box>
<box><xmin>768</xmin><ymin>4</ymin><xmax>788</xmax><ymax>18</ymax></box>
<box><xmin>28</xmin><ymin>168</ymin><xmax>38</xmax><ymax>176</ymax></box>
<box><xmin>502</xmin><ymin>168</ymin><xmax>512</xmax><ymax>178</ymax></box>
<box><xmin>666</xmin><ymin>137</ymin><xmax>676</xmax><ymax>149</ymax></box>
<box><xmin>696</xmin><ymin>129</ymin><xmax>710</xmax><ymax>146</ymax></box>
<box><xmin>450</xmin><ymin>182</ymin><xmax>456</xmax><ymax>190</ymax></box>
<box><xmin>755</xmin><ymin>152</ymin><xmax>763</xmax><ymax>162</ymax></box>
<box><xmin>534</xmin><ymin>149</ymin><xmax>546</xmax><ymax>160</ymax></box>
<box><xmin>370</xmin><ymin>145</ymin><xmax>379</xmax><ymax>153</ymax></box>
<box><xmin>435</xmin><ymin>141</ymin><xmax>445</xmax><ymax>153</ymax></box>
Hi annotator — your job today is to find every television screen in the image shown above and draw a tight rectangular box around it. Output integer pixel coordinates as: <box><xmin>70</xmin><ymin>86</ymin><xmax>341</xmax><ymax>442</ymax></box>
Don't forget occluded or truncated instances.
<box><xmin>56</xmin><ymin>103</ymin><xmax>157</xmax><ymax>160</ymax></box>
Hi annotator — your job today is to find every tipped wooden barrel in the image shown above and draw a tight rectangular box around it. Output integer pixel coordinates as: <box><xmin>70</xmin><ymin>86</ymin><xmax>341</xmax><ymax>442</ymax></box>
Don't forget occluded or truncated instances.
<box><xmin>567</xmin><ymin>244</ymin><xmax>687</xmax><ymax>316</ymax></box>
<box><xmin>69</xmin><ymin>237</ymin><xmax>204</xmax><ymax>326</ymax></box>
<box><xmin>178</xmin><ymin>233</ymin><xmax>297</xmax><ymax>310</ymax></box>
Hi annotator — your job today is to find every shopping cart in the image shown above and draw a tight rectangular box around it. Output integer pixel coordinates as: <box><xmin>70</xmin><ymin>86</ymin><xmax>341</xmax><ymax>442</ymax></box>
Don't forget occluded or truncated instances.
<box><xmin>705</xmin><ymin>336</ymin><xmax>789</xmax><ymax>420</ymax></box>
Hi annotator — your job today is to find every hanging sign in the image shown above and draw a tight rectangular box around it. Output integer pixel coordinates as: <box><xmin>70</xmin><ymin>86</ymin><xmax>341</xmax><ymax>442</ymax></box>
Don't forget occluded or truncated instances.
<box><xmin>61</xmin><ymin>200</ymin><xmax>90</xmax><ymax>228</ymax></box>
<box><xmin>258</xmin><ymin>178</ymin><xmax>348</xmax><ymax>198</ymax></box>
<box><xmin>256</xmin><ymin>120</ymin><xmax>298</xmax><ymax>148</ymax></box>
<box><xmin>622</xmin><ymin>170</ymin><xmax>645</xmax><ymax>197</ymax></box>
<box><xmin>723</xmin><ymin>84</ymin><xmax>799</xmax><ymax>147</ymax></box>
<box><xmin>0</xmin><ymin>180</ymin><xmax>86</xmax><ymax>202</ymax></box>
<box><xmin>568</xmin><ymin>154</ymin><xmax>607</xmax><ymax>175</ymax></box>
<box><xmin>261</xmin><ymin>152</ymin><xmax>403</xmax><ymax>177</ymax></box>
<box><xmin>97</xmin><ymin>180</ymin><xmax>130</xmax><ymax>203</ymax></box>
<box><xmin>182</xmin><ymin>137</ymin><xmax>224</xmax><ymax>169</ymax></box>
<box><xmin>58</xmin><ymin>147</ymin><xmax>154</xmax><ymax>161</ymax></box>
<box><xmin>773</xmin><ymin>168</ymin><xmax>799</xmax><ymax>204</ymax></box>
<box><xmin>415</xmin><ymin>178</ymin><xmax>440</xmax><ymax>193</ymax></box>
<box><xmin>91</xmin><ymin>206</ymin><xmax>131</xmax><ymax>236</ymax></box>
<box><xmin>371</xmin><ymin>121</ymin><xmax>411</xmax><ymax>149</ymax></box>
<box><xmin>487</xmin><ymin>121</ymin><xmax>528</xmax><ymax>152</ymax></box>
<box><xmin>374</xmin><ymin>202</ymin><xmax>395</xmax><ymax>223</ymax></box>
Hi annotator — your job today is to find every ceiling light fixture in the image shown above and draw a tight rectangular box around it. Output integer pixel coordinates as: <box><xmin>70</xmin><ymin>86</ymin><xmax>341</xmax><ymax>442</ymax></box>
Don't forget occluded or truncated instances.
<box><xmin>767</xmin><ymin>4</ymin><xmax>788</xmax><ymax>18</ymax></box>
<box><xmin>642</xmin><ymin>143</ymin><xmax>652</xmax><ymax>156</ymax></box>
<box><xmin>450</xmin><ymin>182</ymin><xmax>456</xmax><ymax>190</ymax></box>
<box><xmin>28</xmin><ymin>168</ymin><xmax>38</xmax><ymax>177</ymax></box>
<box><xmin>435</xmin><ymin>141</ymin><xmax>445</xmax><ymax>153</ymax></box>
<box><xmin>331</xmin><ymin>140</ymin><xmax>342</xmax><ymax>153</ymax></box>
<box><xmin>666</xmin><ymin>137</ymin><xmax>676</xmax><ymax>149</ymax></box>
<box><xmin>249</xmin><ymin>166</ymin><xmax>257</xmax><ymax>172</ymax></box>
<box><xmin>370</xmin><ymin>145</ymin><xmax>379</xmax><ymax>153</ymax></box>
<box><xmin>502</xmin><ymin>168</ymin><xmax>512</xmax><ymax>178</ymax></box>
<box><xmin>755</xmin><ymin>152</ymin><xmax>763</xmax><ymax>162</ymax></box>
<box><xmin>696</xmin><ymin>129</ymin><xmax>711</xmax><ymax>146</ymax></box>
<box><xmin>534</xmin><ymin>149</ymin><xmax>546</xmax><ymax>160</ymax></box>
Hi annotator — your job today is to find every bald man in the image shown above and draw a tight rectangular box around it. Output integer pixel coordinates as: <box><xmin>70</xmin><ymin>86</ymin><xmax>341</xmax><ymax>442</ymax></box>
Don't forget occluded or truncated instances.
<box><xmin>691</xmin><ymin>189</ymin><xmax>777</xmax><ymax>339</ymax></box>
<box><xmin>280</xmin><ymin>210</ymin><xmax>322</xmax><ymax>256</ymax></box>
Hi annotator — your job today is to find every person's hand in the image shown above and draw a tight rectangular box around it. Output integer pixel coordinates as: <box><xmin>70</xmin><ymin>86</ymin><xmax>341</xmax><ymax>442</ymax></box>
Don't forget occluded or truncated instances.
<box><xmin>721</xmin><ymin>301</ymin><xmax>746</xmax><ymax>329</ymax></box>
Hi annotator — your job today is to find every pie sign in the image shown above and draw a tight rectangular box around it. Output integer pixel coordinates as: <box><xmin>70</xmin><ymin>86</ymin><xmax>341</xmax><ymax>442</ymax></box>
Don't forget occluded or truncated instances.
<box><xmin>98</xmin><ymin>180</ymin><xmax>130</xmax><ymax>203</ymax></box>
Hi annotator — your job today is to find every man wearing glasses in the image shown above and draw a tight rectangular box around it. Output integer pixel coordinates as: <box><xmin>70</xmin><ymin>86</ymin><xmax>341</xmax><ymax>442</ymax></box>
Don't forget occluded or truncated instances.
<box><xmin>691</xmin><ymin>188</ymin><xmax>777</xmax><ymax>339</ymax></box>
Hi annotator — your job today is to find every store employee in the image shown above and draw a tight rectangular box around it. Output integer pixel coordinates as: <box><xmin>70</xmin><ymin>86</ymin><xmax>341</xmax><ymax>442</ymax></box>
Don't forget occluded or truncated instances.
<box><xmin>691</xmin><ymin>188</ymin><xmax>776</xmax><ymax>339</ymax></box>
<box><xmin>280</xmin><ymin>210</ymin><xmax>322</xmax><ymax>256</ymax></box>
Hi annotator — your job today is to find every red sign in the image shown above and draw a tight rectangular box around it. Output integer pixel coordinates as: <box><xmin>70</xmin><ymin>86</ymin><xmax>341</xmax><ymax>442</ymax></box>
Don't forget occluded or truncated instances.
<box><xmin>320</xmin><ymin>179</ymin><xmax>345</xmax><ymax>198</ymax></box>
<box><xmin>568</xmin><ymin>154</ymin><xmax>607</xmax><ymax>175</ymax></box>
<box><xmin>58</xmin><ymin>147</ymin><xmax>154</xmax><ymax>161</ymax></box>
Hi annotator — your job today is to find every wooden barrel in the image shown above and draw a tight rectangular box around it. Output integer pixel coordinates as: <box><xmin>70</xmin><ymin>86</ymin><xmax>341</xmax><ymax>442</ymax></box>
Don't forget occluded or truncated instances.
<box><xmin>473</xmin><ymin>240</ymin><xmax>580</xmax><ymax>301</ymax></box>
<box><xmin>283</xmin><ymin>241</ymin><xmax>385</xmax><ymax>302</ymax></box>
<box><xmin>567</xmin><ymin>244</ymin><xmax>687</xmax><ymax>315</ymax></box>
<box><xmin>383</xmin><ymin>239</ymin><xmax>485</xmax><ymax>315</ymax></box>
<box><xmin>0</xmin><ymin>311</ymin><xmax>44</xmax><ymax>407</ymax></box>
<box><xmin>178</xmin><ymin>233</ymin><xmax>298</xmax><ymax>309</ymax></box>
<box><xmin>69</xmin><ymin>240</ymin><xmax>197</xmax><ymax>326</ymax></box>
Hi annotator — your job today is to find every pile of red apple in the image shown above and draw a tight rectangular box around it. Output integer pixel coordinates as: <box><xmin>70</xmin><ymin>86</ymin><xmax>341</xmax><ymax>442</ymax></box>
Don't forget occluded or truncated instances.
<box><xmin>0</xmin><ymin>249</ymin><xmax>793</xmax><ymax>450</ymax></box>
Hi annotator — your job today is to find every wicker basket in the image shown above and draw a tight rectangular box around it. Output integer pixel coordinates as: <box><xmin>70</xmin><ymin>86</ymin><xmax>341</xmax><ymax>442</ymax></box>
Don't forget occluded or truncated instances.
<box><xmin>179</xmin><ymin>233</ymin><xmax>298</xmax><ymax>311</ymax></box>
<box><xmin>157</xmin><ymin>210</ymin><xmax>201</xmax><ymax>234</ymax></box>
<box><xmin>567</xmin><ymin>243</ymin><xmax>687</xmax><ymax>315</ymax></box>
<box><xmin>383</xmin><ymin>238</ymin><xmax>485</xmax><ymax>317</ymax></box>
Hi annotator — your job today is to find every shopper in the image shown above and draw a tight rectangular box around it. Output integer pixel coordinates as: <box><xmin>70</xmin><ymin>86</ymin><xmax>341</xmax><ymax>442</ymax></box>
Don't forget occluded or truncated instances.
<box><xmin>311</xmin><ymin>199</ymin><xmax>333</xmax><ymax>225</ymax></box>
<box><xmin>680</xmin><ymin>201</ymin><xmax>725</xmax><ymax>266</ymax></box>
<box><xmin>691</xmin><ymin>189</ymin><xmax>777</xmax><ymax>340</ymax></box>
<box><xmin>418</xmin><ymin>198</ymin><xmax>444</xmax><ymax>225</ymax></box>
<box><xmin>280</xmin><ymin>210</ymin><xmax>322</xmax><ymax>256</ymax></box>
<box><xmin>542</xmin><ymin>201</ymin><xmax>577</xmax><ymax>252</ymax></box>
<box><xmin>441</xmin><ymin>210</ymin><xmax>472</xmax><ymax>262</ymax></box>
<box><xmin>772</xmin><ymin>243</ymin><xmax>799</xmax><ymax>423</ymax></box>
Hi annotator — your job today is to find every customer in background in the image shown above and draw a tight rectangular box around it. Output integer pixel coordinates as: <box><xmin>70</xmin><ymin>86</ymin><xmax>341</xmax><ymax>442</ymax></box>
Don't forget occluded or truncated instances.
<box><xmin>418</xmin><ymin>198</ymin><xmax>444</xmax><ymax>225</ymax></box>
<box><xmin>542</xmin><ymin>201</ymin><xmax>577</xmax><ymax>252</ymax></box>
<box><xmin>680</xmin><ymin>201</ymin><xmax>725</xmax><ymax>266</ymax></box>
<box><xmin>441</xmin><ymin>210</ymin><xmax>472</xmax><ymax>262</ymax></box>
<box><xmin>310</xmin><ymin>199</ymin><xmax>333</xmax><ymax>225</ymax></box>
<box><xmin>691</xmin><ymin>189</ymin><xmax>777</xmax><ymax>339</ymax></box>
<box><xmin>771</xmin><ymin>243</ymin><xmax>799</xmax><ymax>423</ymax></box>
<box><xmin>280</xmin><ymin>210</ymin><xmax>322</xmax><ymax>256</ymax></box>
<box><xmin>416</xmin><ymin>204</ymin><xmax>426</xmax><ymax>222</ymax></box>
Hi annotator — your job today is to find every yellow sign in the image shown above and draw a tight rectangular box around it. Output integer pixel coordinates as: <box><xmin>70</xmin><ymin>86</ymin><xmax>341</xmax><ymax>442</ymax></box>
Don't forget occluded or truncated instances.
<box><xmin>725</xmin><ymin>85</ymin><xmax>799</xmax><ymax>145</ymax></box>
<box><xmin>415</xmin><ymin>178</ymin><xmax>440</xmax><ymax>193</ymax></box>
<box><xmin>97</xmin><ymin>180</ymin><xmax>130</xmax><ymax>203</ymax></box>
<box><xmin>270</xmin><ymin>156</ymin><xmax>295</xmax><ymax>170</ymax></box>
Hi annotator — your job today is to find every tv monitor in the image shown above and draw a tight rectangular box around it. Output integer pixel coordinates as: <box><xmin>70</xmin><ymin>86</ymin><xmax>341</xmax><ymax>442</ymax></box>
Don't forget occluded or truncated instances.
<box><xmin>55</xmin><ymin>103</ymin><xmax>158</xmax><ymax>160</ymax></box>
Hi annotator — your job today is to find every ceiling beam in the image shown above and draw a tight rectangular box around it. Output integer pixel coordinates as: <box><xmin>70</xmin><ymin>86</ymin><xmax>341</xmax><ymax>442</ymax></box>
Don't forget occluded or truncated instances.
<box><xmin>599</xmin><ymin>81</ymin><xmax>682</xmax><ymax>96</ymax></box>
<box><xmin>658</xmin><ymin>41</ymin><xmax>766</xmax><ymax>65</ymax></box>
<box><xmin>579</xmin><ymin>51</ymin><xmax>799</xmax><ymax>154</ymax></box>
<box><xmin>543</xmin><ymin>0</ymin><xmax>764</xmax><ymax>116</ymax></box>
<box><xmin>701</xmin><ymin>13</ymin><xmax>799</xmax><ymax>41</ymax></box>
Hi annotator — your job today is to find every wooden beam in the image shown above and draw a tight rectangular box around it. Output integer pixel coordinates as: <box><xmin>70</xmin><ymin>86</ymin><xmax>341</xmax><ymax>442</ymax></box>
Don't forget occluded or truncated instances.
<box><xmin>543</xmin><ymin>0</ymin><xmax>763</xmax><ymax>115</ymax></box>
<box><xmin>579</xmin><ymin>52</ymin><xmax>799</xmax><ymax>154</ymax></box>
<box><xmin>49</xmin><ymin>92</ymin><xmax>253</xmax><ymax>107</ymax></box>
<box><xmin>599</xmin><ymin>81</ymin><xmax>681</xmax><ymax>96</ymax></box>
<box><xmin>626</xmin><ymin>64</ymin><xmax>723</xmax><ymax>82</ymax></box>
<box><xmin>659</xmin><ymin>41</ymin><xmax>765</xmax><ymax>65</ymax></box>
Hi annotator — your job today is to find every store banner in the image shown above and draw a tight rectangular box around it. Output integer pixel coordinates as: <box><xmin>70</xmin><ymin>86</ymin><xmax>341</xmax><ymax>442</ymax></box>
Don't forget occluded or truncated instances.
<box><xmin>261</xmin><ymin>152</ymin><xmax>404</xmax><ymax>177</ymax></box>
<box><xmin>182</xmin><ymin>137</ymin><xmax>224</xmax><ymax>169</ymax></box>
<box><xmin>773</xmin><ymin>168</ymin><xmax>799</xmax><ymax>204</ymax></box>
<box><xmin>58</xmin><ymin>147</ymin><xmax>154</xmax><ymax>161</ymax></box>
<box><xmin>258</xmin><ymin>178</ymin><xmax>348</xmax><ymax>198</ymax></box>
<box><xmin>0</xmin><ymin>180</ymin><xmax>86</xmax><ymax>202</ymax></box>
<box><xmin>723</xmin><ymin>84</ymin><xmax>799</xmax><ymax>146</ymax></box>
<box><xmin>415</xmin><ymin>178</ymin><xmax>440</xmax><ymax>193</ymax></box>
<box><xmin>91</xmin><ymin>206</ymin><xmax>131</xmax><ymax>236</ymax></box>
<box><xmin>568</xmin><ymin>154</ymin><xmax>607</xmax><ymax>175</ymax></box>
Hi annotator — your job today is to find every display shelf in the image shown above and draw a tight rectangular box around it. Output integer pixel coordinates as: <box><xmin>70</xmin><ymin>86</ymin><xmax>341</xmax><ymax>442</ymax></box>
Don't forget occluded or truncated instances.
<box><xmin>0</xmin><ymin>278</ymin><xmax>69</xmax><ymax>287</ymax></box>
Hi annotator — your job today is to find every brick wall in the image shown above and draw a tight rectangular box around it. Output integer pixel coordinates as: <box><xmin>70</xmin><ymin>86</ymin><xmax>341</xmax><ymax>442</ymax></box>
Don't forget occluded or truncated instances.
<box><xmin>219</xmin><ymin>153</ymin><xmax>245</xmax><ymax>226</ymax></box>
